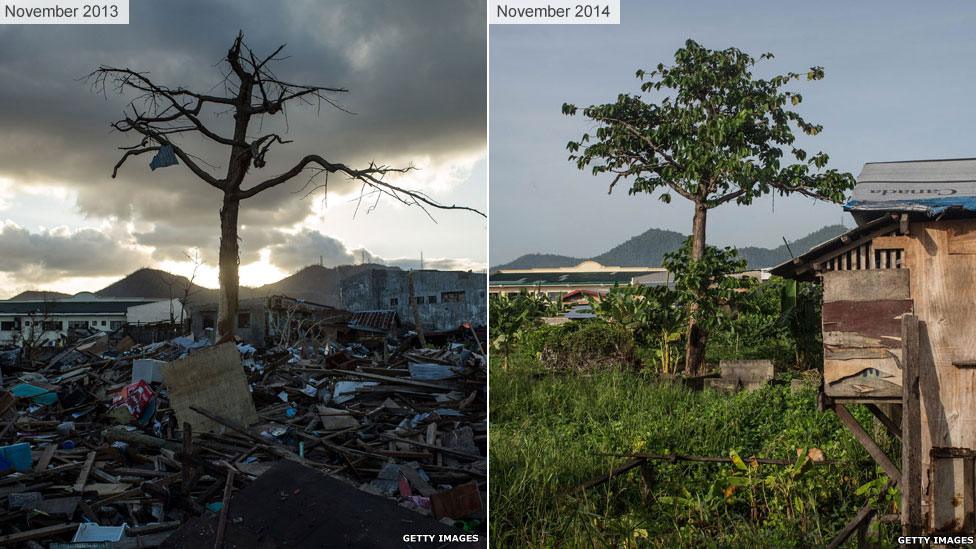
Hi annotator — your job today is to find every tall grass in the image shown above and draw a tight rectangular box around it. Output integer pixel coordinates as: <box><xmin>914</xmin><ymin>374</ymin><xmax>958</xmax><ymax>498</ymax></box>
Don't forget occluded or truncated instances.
<box><xmin>490</xmin><ymin>364</ymin><xmax>898</xmax><ymax>547</ymax></box>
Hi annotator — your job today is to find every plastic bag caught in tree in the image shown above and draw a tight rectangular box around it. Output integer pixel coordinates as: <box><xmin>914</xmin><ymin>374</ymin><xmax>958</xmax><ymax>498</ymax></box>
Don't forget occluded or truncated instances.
<box><xmin>149</xmin><ymin>144</ymin><xmax>178</xmax><ymax>170</ymax></box>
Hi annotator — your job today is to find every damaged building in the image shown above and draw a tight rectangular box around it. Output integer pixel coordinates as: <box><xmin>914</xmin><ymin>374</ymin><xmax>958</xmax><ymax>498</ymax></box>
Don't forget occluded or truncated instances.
<box><xmin>187</xmin><ymin>295</ymin><xmax>351</xmax><ymax>348</ymax></box>
<box><xmin>340</xmin><ymin>269</ymin><xmax>487</xmax><ymax>332</ymax></box>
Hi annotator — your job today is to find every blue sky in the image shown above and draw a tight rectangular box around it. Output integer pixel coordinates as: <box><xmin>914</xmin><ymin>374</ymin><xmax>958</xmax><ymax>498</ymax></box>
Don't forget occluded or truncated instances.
<box><xmin>489</xmin><ymin>1</ymin><xmax>976</xmax><ymax>264</ymax></box>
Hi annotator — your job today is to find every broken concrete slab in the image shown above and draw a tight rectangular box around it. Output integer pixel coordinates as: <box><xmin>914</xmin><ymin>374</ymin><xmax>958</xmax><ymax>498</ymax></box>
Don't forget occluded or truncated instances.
<box><xmin>719</xmin><ymin>359</ymin><xmax>774</xmax><ymax>391</ymax></box>
<box><xmin>704</xmin><ymin>378</ymin><xmax>737</xmax><ymax>394</ymax></box>
<box><xmin>162</xmin><ymin>342</ymin><xmax>258</xmax><ymax>433</ymax></box>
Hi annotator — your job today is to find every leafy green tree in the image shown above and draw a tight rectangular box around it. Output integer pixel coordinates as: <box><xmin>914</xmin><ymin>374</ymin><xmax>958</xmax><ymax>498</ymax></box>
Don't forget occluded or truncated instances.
<box><xmin>563</xmin><ymin>39</ymin><xmax>854</xmax><ymax>373</ymax></box>
<box><xmin>490</xmin><ymin>292</ymin><xmax>553</xmax><ymax>369</ymax></box>
<box><xmin>663</xmin><ymin>239</ymin><xmax>753</xmax><ymax>373</ymax></box>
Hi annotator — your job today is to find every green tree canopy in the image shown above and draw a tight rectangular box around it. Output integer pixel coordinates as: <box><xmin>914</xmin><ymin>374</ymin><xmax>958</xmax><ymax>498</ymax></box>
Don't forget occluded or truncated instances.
<box><xmin>563</xmin><ymin>39</ymin><xmax>854</xmax><ymax>373</ymax></box>
<box><xmin>562</xmin><ymin>39</ymin><xmax>854</xmax><ymax>210</ymax></box>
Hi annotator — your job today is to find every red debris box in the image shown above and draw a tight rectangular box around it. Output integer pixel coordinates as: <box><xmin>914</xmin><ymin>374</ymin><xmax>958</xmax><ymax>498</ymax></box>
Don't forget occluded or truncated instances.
<box><xmin>430</xmin><ymin>481</ymin><xmax>482</xmax><ymax>520</ymax></box>
<box><xmin>113</xmin><ymin>380</ymin><xmax>154</xmax><ymax>417</ymax></box>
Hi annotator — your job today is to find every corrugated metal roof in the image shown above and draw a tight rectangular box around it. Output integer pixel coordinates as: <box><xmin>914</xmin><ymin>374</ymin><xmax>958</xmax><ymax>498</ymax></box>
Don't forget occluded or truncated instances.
<box><xmin>490</xmin><ymin>269</ymin><xmax>664</xmax><ymax>286</ymax></box>
<box><xmin>348</xmin><ymin>310</ymin><xmax>400</xmax><ymax>332</ymax></box>
<box><xmin>847</xmin><ymin>158</ymin><xmax>976</xmax><ymax>216</ymax></box>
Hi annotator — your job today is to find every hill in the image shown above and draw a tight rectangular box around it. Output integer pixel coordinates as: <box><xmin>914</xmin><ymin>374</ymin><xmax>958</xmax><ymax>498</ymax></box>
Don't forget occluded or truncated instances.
<box><xmin>488</xmin><ymin>253</ymin><xmax>584</xmax><ymax>271</ymax></box>
<box><xmin>5</xmin><ymin>264</ymin><xmax>407</xmax><ymax>305</ymax></box>
<box><xmin>95</xmin><ymin>268</ymin><xmax>217</xmax><ymax>301</ymax></box>
<box><xmin>592</xmin><ymin>228</ymin><xmax>689</xmax><ymax>266</ymax></box>
<box><xmin>492</xmin><ymin>224</ymin><xmax>850</xmax><ymax>271</ymax></box>
<box><xmin>8</xmin><ymin>290</ymin><xmax>71</xmax><ymax>301</ymax></box>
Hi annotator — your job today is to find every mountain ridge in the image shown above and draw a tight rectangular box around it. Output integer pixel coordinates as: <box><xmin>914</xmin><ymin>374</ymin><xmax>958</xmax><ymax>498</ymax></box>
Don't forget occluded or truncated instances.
<box><xmin>5</xmin><ymin>263</ymin><xmax>402</xmax><ymax>303</ymax></box>
<box><xmin>491</xmin><ymin>224</ymin><xmax>850</xmax><ymax>271</ymax></box>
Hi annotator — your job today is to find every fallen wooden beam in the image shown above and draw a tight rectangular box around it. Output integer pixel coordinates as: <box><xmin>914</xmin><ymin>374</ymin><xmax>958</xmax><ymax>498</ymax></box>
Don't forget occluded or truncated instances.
<box><xmin>0</xmin><ymin>522</ymin><xmax>80</xmax><ymax>544</ymax></box>
<box><xmin>73</xmin><ymin>450</ymin><xmax>96</xmax><ymax>493</ymax></box>
<box><xmin>312</xmin><ymin>368</ymin><xmax>453</xmax><ymax>391</ymax></box>
<box><xmin>572</xmin><ymin>458</ymin><xmax>647</xmax><ymax>493</ymax></box>
<box><xmin>378</xmin><ymin>434</ymin><xmax>482</xmax><ymax>460</ymax></box>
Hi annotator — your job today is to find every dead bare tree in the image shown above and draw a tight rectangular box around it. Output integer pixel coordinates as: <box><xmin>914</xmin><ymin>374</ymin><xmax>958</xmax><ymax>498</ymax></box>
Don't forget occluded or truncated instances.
<box><xmin>178</xmin><ymin>250</ymin><xmax>203</xmax><ymax>329</ymax></box>
<box><xmin>91</xmin><ymin>32</ymin><xmax>484</xmax><ymax>340</ymax></box>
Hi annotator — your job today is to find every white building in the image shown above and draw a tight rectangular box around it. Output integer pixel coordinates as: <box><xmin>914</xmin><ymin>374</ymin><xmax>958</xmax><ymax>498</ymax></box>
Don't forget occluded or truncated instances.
<box><xmin>126</xmin><ymin>299</ymin><xmax>184</xmax><ymax>325</ymax></box>
<box><xmin>0</xmin><ymin>293</ymin><xmax>162</xmax><ymax>346</ymax></box>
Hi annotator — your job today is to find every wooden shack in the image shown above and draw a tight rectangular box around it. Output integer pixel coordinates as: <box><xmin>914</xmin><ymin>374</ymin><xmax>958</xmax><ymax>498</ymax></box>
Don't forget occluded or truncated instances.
<box><xmin>772</xmin><ymin>158</ymin><xmax>976</xmax><ymax>540</ymax></box>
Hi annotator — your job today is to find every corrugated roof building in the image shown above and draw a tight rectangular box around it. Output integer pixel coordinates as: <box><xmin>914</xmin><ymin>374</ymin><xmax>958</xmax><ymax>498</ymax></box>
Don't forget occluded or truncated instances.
<box><xmin>775</xmin><ymin>157</ymin><xmax>976</xmax><ymax>535</ymax></box>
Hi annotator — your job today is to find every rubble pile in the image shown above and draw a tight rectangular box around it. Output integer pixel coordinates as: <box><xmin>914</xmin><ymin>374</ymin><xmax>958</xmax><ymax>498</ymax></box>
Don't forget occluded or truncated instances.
<box><xmin>0</xmin><ymin>328</ymin><xmax>486</xmax><ymax>546</ymax></box>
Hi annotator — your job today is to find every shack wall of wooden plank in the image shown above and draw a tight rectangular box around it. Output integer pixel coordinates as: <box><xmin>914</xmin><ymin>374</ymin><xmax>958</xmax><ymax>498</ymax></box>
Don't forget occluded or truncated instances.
<box><xmin>772</xmin><ymin>158</ymin><xmax>976</xmax><ymax>535</ymax></box>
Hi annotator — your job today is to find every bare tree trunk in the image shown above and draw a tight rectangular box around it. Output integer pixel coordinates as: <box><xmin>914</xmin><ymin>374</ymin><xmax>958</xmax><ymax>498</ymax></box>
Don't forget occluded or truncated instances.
<box><xmin>683</xmin><ymin>200</ymin><xmax>708</xmax><ymax>375</ymax></box>
<box><xmin>217</xmin><ymin>196</ymin><xmax>240</xmax><ymax>341</ymax></box>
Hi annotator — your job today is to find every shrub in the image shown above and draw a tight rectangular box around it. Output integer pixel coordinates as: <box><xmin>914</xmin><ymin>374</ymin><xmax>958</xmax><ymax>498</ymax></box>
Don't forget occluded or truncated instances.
<box><xmin>539</xmin><ymin>320</ymin><xmax>638</xmax><ymax>372</ymax></box>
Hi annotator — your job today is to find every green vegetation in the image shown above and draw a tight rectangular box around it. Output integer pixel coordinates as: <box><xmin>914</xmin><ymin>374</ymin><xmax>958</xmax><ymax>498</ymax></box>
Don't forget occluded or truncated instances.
<box><xmin>489</xmin><ymin>363</ymin><xmax>899</xmax><ymax>547</ymax></box>
<box><xmin>563</xmin><ymin>39</ymin><xmax>854</xmax><ymax>371</ymax></box>
<box><xmin>489</xmin><ymin>273</ymin><xmax>898</xmax><ymax>546</ymax></box>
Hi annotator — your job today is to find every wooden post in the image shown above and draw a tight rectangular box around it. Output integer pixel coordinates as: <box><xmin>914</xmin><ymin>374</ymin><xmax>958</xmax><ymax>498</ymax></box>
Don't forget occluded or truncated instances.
<box><xmin>901</xmin><ymin>313</ymin><xmax>923</xmax><ymax>536</ymax></box>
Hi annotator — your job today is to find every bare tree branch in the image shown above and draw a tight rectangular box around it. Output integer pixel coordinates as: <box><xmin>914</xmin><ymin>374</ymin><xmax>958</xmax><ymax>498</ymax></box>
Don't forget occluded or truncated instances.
<box><xmin>236</xmin><ymin>155</ymin><xmax>485</xmax><ymax>217</ymax></box>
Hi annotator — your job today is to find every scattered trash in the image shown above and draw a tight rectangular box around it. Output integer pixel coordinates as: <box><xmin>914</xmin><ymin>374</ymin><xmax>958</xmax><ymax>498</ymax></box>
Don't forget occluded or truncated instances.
<box><xmin>0</xmin><ymin>319</ymin><xmax>485</xmax><ymax>545</ymax></box>
<box><xmin>72</xmin><ymin>522</ymin><xmax>127</xmax><ymax>543</ymax></box>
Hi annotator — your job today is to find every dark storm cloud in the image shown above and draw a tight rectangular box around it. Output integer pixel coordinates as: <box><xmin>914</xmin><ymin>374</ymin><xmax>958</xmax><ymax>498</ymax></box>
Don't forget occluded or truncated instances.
<box><xmin>266</xmin><ymin>228</ymin><xmax>481</xmax><ymax>273</ymax></box>
<box><xmin>0</xmin><ymin>223</ymin><xmax>147</xmax><ymax>282</ymax></box>
<box><xmin>266</xmin><ymin>229</ymin><xmax>375</xmax><ymax>271</ymax></box>
<box><xmin>0</xmin><ymin>0</ymin><xmax>485</xmax><ymax>264</ymax></box>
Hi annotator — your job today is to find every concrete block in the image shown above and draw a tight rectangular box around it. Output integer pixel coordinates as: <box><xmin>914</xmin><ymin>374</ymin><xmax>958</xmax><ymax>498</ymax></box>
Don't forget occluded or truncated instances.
<box><xmin>719</xmin><ymin>359</ymin><xmax>774</xmax><ymax>391</ymax></box>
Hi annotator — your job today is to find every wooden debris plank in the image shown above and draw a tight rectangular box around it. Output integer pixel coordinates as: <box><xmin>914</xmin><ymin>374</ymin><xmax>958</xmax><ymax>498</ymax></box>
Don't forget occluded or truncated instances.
<box><xmin>314</xmin><ymin>368</ymin><xmax>453</xmax><ymax>390</ymax></box>
<box><xmin>0</xmin><ymin>522</ymin><xmax>80</xmax><ymax>544</ymax></box>
<box><xmin>822</xmin><ymin>300</ymin><xmax>913</xmax><ymax>340</ymax></box>
<box><xmin>34</xmin><ymin>444</ymin><xmax>56</xmax><ymax>472</ymax></box>
<box><xmin>73</xmin><ymin>450</ymin><xmax>96</xmax><ymax>493</ymax></box>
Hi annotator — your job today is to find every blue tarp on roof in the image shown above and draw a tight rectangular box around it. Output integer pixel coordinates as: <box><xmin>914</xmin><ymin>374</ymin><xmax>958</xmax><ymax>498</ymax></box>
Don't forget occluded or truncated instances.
<box><xmin>847</xmin><ymin>158</ymin><xmax>976</xmax><ymax>218</ymax></box>
<box><xmin>845</xmin><ymin>196</ymin><xmax>976</xmax><ymax>216</ymax></box>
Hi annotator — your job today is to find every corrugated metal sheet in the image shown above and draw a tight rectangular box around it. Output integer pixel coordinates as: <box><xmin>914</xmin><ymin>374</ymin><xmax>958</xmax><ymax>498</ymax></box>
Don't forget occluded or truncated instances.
<box><xmin>348</xmin><ymin>310</ymin><xmax>400</xmax><ymax>332</ymax></box>
<box><xmin>846</xmin><ymin>158</ymin><xmax>976</xmax><ymax>215</ymax></box>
